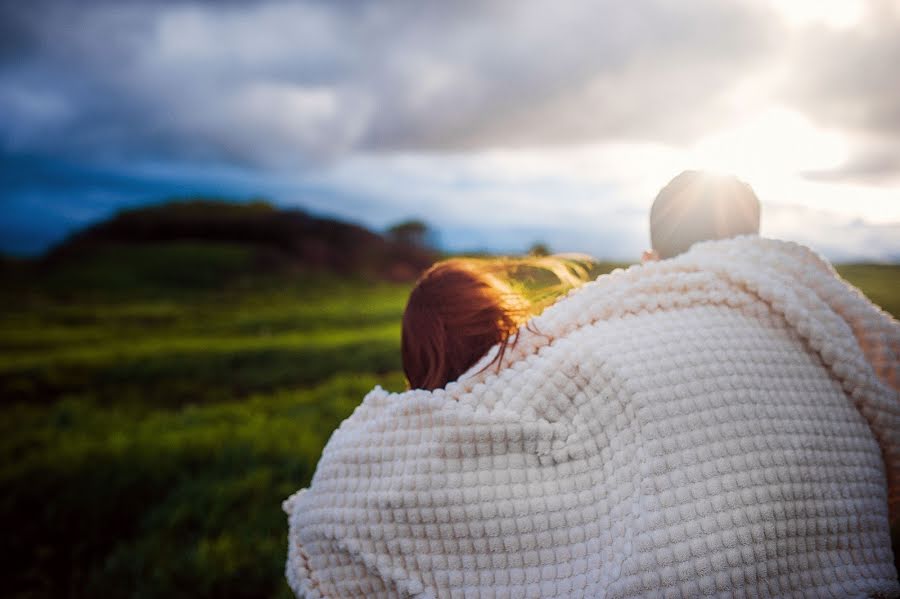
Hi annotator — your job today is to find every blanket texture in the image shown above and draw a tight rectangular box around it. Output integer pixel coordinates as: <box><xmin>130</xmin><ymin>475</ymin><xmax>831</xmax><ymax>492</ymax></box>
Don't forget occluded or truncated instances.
<box><xmin>284</xmin><ymin>237</ymin><xmax>900</xmax><ymax>598</ymax></box>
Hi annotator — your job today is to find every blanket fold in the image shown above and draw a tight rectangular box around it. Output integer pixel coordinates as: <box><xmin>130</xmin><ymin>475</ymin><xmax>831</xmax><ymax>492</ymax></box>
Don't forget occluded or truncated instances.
<box><xmin>285</xmin><ymin>237</ymin><xmax>900</xmax><ymax>598</ymax></box>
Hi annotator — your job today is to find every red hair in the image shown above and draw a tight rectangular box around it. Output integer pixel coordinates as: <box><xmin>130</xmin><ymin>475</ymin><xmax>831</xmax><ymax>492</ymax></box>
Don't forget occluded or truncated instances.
<box><xmin>401</xmin><ymin>259</ymin><xmax>529</xmax><ymax>391</ymax></box>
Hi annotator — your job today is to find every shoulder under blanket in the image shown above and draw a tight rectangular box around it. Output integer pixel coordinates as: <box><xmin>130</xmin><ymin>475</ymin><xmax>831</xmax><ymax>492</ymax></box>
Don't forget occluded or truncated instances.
<box><xmin>284</xmin><ymin>237</ymin><xmax>900</xmax><ymax>598</ymax></box>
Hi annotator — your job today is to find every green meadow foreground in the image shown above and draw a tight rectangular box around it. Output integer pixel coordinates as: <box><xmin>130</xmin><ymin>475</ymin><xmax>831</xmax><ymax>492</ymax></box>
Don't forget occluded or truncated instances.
<box><xmin>1</xmin><ymin>244</ymin><xmax>898</xmax><ymax>598</ymax></box>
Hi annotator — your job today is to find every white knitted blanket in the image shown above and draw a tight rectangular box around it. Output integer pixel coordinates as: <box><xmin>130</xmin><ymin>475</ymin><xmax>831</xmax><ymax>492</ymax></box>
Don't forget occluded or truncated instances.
<box><xmin>284</xmin><ymin>237</ymin><xmax>900</xmax><ymax>598</ymax></box>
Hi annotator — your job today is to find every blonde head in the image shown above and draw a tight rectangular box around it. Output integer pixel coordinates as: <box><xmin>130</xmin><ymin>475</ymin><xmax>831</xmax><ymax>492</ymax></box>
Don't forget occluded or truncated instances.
<box><xmin>650</xmin><ymin>171</ymin><xmax>761</xmax><ymax>259</ymax></box>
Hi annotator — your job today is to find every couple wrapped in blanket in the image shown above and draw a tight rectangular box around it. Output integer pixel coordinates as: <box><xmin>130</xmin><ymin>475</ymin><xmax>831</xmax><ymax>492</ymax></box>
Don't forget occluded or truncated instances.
<box><xmin>284</xmin><ymin>172</ymin><xmax>900</xmax><ymax>598</ymax></box>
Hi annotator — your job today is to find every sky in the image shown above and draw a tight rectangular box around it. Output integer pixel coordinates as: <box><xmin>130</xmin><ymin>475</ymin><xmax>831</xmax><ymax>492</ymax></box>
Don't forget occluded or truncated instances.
<box><xmin>1</xmin><ymin>0</ymin><xmax>899</xmax><ymax>261</ymax></box>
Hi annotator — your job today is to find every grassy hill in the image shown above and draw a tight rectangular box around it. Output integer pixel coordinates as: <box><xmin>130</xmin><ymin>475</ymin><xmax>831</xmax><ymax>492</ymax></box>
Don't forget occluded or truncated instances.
<box><xmin>42</xmin><ymin>198</ymin><xmax>437</xmax><ymax>286</ymax></box>
<box><xmin>1</xmin><ymin>205</ymin><xmax>898</xmax><ymax>597</ymax></box>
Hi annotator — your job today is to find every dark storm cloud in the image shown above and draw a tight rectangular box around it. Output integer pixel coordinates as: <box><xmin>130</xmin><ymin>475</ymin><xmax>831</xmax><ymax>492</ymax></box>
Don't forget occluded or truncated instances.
<box><xmin>0</xmin><ymin>0</ymin><xmax>778</xmax><ymax>169</ymax></box>
<box><xmin>788</xmin><ymin>0</ymin><xmax>900</xmax><ymax>183</ymax></box>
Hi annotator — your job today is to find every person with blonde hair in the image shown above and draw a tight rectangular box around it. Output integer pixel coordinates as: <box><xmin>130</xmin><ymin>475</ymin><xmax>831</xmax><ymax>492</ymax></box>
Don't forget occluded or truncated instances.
<box><xmin>643</xmin><ymin>170</ymin><xmax>761</xmax><ymax>262</ymax></box>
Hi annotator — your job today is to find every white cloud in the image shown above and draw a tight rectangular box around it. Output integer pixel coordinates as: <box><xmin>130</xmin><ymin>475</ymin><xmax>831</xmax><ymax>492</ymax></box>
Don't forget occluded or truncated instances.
<box><xmin>768</xmin><ymin>0</ymin><xmax>867</xmax><ymax>29</ymax></box>
<box><xmin>763</xmin><ymin>203</ymin><xmax>900</xmax><ymax>262</ymax></box>
<box><xmin>783</xmin><ymin>0</ymin><xmax>900</xmax><ymax>183</ymax></box>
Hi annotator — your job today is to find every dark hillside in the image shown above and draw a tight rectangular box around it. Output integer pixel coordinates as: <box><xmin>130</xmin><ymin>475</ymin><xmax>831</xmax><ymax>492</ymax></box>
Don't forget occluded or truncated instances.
<box><xmin>45</xmin><ymin>199</ymin><xmax>437</xmax><ymax>282</ymax></box>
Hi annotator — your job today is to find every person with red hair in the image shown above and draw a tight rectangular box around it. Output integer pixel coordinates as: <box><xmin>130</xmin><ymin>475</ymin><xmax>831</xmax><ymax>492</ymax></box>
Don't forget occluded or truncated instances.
<box><xmin>401</xmin><ymin>257</ymin><xmax>585</xmax><ymax>390</ymax></box>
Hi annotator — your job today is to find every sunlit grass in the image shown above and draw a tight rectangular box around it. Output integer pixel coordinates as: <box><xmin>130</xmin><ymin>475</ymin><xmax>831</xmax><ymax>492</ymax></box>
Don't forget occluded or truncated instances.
<box><xmin>836</xmin><ymin>263</ymin><xmax>900</xmax><ymax>320</ymax></box>
<box><xmin>2</xmin><ymin>374</ymin><xmax>404</xmax><ymax>598</ymax></box>
<box><xmin>0</xmin><ymin>243</ymin><xmax>896</xmax><ymax>598</ymax></box>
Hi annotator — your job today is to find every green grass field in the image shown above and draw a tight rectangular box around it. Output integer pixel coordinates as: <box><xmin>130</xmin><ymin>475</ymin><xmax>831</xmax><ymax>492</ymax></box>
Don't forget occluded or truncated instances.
<box><xmin>1</xmin><ymin>244</ymin><xmax>897</xmax><ymax>598</ymax></box>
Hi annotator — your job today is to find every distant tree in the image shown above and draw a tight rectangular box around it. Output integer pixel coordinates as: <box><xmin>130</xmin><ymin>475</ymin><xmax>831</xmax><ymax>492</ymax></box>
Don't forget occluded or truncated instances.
<box><xmin>528</xmin><ymin>242</ymin><xmax>551</xmax><ymax>257</ymax></box>
<box><xmin>386</xmin><ymin>220</ymin><xmax>436</xmax><ymax>249</ymax></box>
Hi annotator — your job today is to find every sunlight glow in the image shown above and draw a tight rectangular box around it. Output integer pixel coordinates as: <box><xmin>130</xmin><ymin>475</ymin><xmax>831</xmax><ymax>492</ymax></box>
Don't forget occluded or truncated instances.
<box><xmin>688</xmin><ymin>108</ymin><xmax>848</xmax><ymax>180</ymax></box>
<box><xmin>770</xmin><ymin>0</ymin><xmax>866</xmax><ymax>28</ymax></box>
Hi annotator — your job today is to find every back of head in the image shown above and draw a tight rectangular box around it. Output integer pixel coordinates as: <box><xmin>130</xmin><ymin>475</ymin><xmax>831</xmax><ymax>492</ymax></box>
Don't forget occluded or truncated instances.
<box><xmin>401</xmin><ymin>259</ymin><xmax>528</xmax><ymax>391</ymax></box>
<box><xmin>650</xmin><ymin>170</ymin><xmax>761</xmax><ymax>259</ymax></box>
